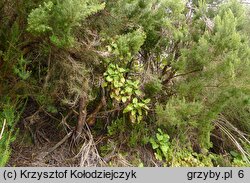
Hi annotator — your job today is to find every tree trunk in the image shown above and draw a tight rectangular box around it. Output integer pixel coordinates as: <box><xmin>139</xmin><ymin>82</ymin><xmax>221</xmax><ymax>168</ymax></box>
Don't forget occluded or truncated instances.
<box><xmin>75</xmin><ymin>93</ymin><xmax>87</xmax><ymax>141</ymax></box>
<box><xmin>86</xmin><ymin>97</ymin><xmax>105</xmax><ymax>126</ymax></box>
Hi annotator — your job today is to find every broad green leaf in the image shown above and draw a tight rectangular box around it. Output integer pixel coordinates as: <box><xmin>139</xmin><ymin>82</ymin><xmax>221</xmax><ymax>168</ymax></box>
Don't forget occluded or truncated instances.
<box><xmin>114</xmin><ymin>88</ymin><xmax>120</xmax><ymax>95</ymax></box>
<box><xmin>120</xmin><ymin>77</ymin><xmax>126</xmax><ymax>83</ymax></box>
<box><xmin>163</xmin><ymin>134</ymin><xmax>170</xmax><ymax>140</ymax></box>
<box><xmin>137</xmin><ymin>115</ymin><xmax>143</xmax><ymax>122</ymax></box>
<box><xmin>118</xmin><ymin>68</ymin><xmax>126</xmax><ymax>72</ymax></box>
<box><xmin>150</xmin><ymin>138</ymin><xmax>159</xmax><ymax>149</ymax></box>
<box><xmin>138</xmin><ymin>103</ymin><xmax>145</xmax><ymax>107</ymax></box>
<box><xmin>102</xmin><ymin>82</ymin><xmax>108</xmax><ymax>88</ymax></box>
<box><xmin>144</xmin><ymin>98</ymin><xmax>151</xmax><ymax>104</ymax></box>
<box><xmin>155</xmin><ymin>151</ymin><xmax>163</xmax><ymax>161</ymax></box>
<box><xmin>156</xmin><ymin>133</ymin><xmax>163</xmax><ymax>141</ymax></box>
<box><xmin>138</xmin><ymin>163</ymin><xmax>144</xmax><ymax>167</ymax></box>
<box><xmin>106</xmin><ymin>76</ymin><xmax>113</xmax><ymax>82</ymax></box>
<box><xmin>107</xmin><ymin>68</ymin><xmax>114</xmax><ymax>75</ymax></box>
<box><xmin>126</xmin><ymin>80</ymin><xmax>133</xmax><ymax>85</ymax></box>
<box><xmin>107</xmin><ymin>45</ymin><xmax>112</xmax><ymax>52</ymax></box>
<box><xmin>135</xmin><ymin>90</ymin><xmax>142</xmax><ymax>96</ymax></box>
<box><xmin>123</xmin><ymin>104</ymin><xmax>133</xmax><ymax>113</ymax></box>
<box><xmin>125</xmin><ymin>87</ymin><xmax>133</xmax><ymax>93</ymax></box>
<box><xmin>134</xmin><ymin>80</ymin><xmax>140</xmax><ymax>86</ymax></box>
<box><xmin>138</xmin><ymin>108</ymin><xmax>142</xmax><ymax>115</ymax></box>
<box><xmin>109</xmin><ymin>63</ymin><xmax>115</xmax><ymax>68</ymax></box>
<box><xmin>132</xmin><ymin>98</ymin><xmax>138</xmax><ymax>104</ymax></box>
<box><xmin>143</xmin><ymin>105</ymin><xmax>149</xmax><ymax>110</ymax></box>
<box><xmin>122</xmin><ymin>96</ymin><xmax>127</xmax><ymax>103</ymax></box>
<box><xmin>114</xmin><ymin>95</ymin><xmax>121</xmax><ymax>101</ymax></box>
<box><xmin>157</xmin><ymin>128</ymin><xmax>163</xmax><ymax>134</ymax></box>
<box><xmin>160</xmin><ymin>146</ymin><xmax>169</xmax><ymax>154</ymax></box>
<box><xmin>131</xmin><ymin>110</ymin><xmax>136</xmax><ymax>116</ymax></box>
<box><xmin>130</xmin><ymin>114</ymin><xmax>136</xmax><ymax>123</ymax></box>
<box><xmin>114</xmin><ymin>80</ymin><xmax>120</xmax><ymax>88</ymax></box>
<box><xmin>110</xmin><ymin>93</ymin><xmax>114</xmax><ymax>99</ymax></box>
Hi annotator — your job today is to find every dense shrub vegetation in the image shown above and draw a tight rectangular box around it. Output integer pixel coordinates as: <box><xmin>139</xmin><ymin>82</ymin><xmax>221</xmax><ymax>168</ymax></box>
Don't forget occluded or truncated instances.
<box><xmin>0</xmin><ymin>0</ymin><xmax>249</xmax><ymax>167</ymax></box>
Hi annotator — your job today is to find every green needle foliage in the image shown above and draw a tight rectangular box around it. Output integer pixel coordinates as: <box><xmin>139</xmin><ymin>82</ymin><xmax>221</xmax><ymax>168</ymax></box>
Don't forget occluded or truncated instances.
<box><xmin>27</xmin><ymin>0</ymin><xmax>105</xmax><ymax>47</ymax></box>
<box><xmin>0</xmin><ymin>99</ymin><xmax>24</xmax><ymax>167</ymax></box>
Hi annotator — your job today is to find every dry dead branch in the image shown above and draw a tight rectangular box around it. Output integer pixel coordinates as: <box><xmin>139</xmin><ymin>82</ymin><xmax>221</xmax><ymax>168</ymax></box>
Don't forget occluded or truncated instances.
<box><xmin>0</xmin><ymin>119</ymin><xmax>6</xmax><ymax>140</ymax></box>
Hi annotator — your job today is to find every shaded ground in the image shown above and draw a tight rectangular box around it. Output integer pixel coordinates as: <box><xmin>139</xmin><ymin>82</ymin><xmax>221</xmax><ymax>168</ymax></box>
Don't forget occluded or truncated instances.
<box><xmin>8</xmin><ymin>141</ymin><xmax>75</xmax><ymax>167</ymax></box>
<box><xmin>6</xmin><ymin>105</ymin><xmax>91</xmax><ymax>167</ymax></box>
<box><xmin>7</xmin><ymin>121</ymin><xmax>80</xmax><ymax>167</ymax></box>
<box><xmin>7</xmin><ymin>124</ymin><xmax>156</xmax><ymax>167</ymax></box>
<box><xmin>7</xmin><ymin>102</ymin><xmax>156</xmax><ymax>167</ymax></box>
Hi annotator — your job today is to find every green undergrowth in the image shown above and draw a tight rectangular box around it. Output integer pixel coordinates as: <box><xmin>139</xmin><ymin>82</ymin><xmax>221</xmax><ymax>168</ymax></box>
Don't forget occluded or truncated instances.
<box><xmin>0</xmin><ymin>98</ymin><xmax>26</xmax><ymax>166</ymax></box>
<box><xmin>1</xmin><ymin>0</ymin><xmax>250</xmax><ymax>167</ymax></box>
<box><xmin>98</xmin><ymin>117</ymin><xmax>250</xmax><ymax>167</ymax></box>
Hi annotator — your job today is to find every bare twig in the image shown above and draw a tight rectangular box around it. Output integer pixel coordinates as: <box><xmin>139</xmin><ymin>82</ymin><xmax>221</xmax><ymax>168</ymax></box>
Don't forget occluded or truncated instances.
<box><xmin>173</xmin><ymin>69</ymin><xmax>201</xmax><ymax>78</ymax></box>
<box><xmin>43</xmin><ymin>49</ymin><xmax>52</xmax><ymax>89</ymax></box>
<box><xmin>42</xmin><ymin>131</ymin><xmax>73</xmax><ymax>158</ymax></box>
<box><xmin>0</xmin><ymin>119</ymin><xmax>6</xmax><ymax>140</ymax></box>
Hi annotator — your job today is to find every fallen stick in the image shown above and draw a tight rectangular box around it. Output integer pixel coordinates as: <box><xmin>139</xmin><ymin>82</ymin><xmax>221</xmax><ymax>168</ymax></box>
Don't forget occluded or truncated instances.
<box><xmin>0</xmin><ymin>119</ymin><xmax>6</xmax><ymax>140</ymax></box>
<box><xmin>42</xmin><ymin>131</ymin><xmax>73</xmax><ymax>158</ymax></box>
